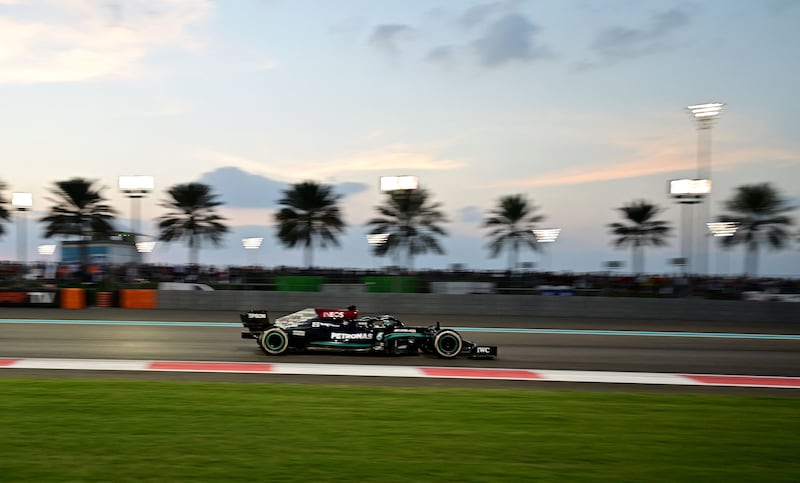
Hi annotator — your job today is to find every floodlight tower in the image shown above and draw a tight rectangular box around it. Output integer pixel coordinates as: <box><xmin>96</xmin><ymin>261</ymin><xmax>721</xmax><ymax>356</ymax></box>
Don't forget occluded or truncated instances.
<box><xmin>242</xmin><ymin>237</ymin><xmax>264</xmax><ymax>265</ymax></box>
<box><xmin>707</xmin><ymin>221</ymin><xmax>738</xmax><ymax>275</ymax></box>
<box><xmin>379</xmin><ymin>175</ymin><xmax>418</xmax><ymax>192</ymax></box>
<box><xmin>136</xmin><ymin>240</ymin><xmax>157</xmax><ymax>264</ymax></box>
<box><xmin>11</xmin><ymin>192</ymin><xmax>33</xmax><ymax>267</ymax></box>
<box><xmin>366</xmin><ymin>233</ymin><xmax>390</xmax><ymax>269</ymax></box>
<box><xmin>37</xmin><ymin>244</ymin><xmax>57</xmax><ymax>260</ymax></box>
<box><xmin>118</xmin><ymin>176</ymin><xmax>154</xmax><ymax>247</ymax></box>
<box><xmin>669</xmin><ymin>179</ymin><xmax>711</xmax><ymax>274</ymax></box>
<box><xmin>533</xmin><ymin>228</ymin><xmax>561</xmax><ymax>272</ymax></box>
<box><xmin>687</xmin><ymin>102</ymin><xmax>724</xmax><ymax>275</ymax></box>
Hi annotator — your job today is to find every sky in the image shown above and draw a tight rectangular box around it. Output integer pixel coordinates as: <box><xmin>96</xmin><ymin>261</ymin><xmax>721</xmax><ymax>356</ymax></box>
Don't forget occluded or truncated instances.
<box><xmin>0</xmin><ymin>0</ymin><xmax>799</xmax><ymax>276</ymax></box>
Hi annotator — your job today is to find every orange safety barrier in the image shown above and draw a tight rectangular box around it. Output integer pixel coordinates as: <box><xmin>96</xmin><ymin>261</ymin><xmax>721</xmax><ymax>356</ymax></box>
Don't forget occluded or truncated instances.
<box><xmin>120</xmin><ymin>289</ymin><xmax>157</xmax><ymax>309</ymax></box>
<box><xmin>61</xmin><ymin>288</ymin><xmax>86</xmax><ymax>309</ymax></box>
<box><xmin>95</xmin><ymin>291</ymin><xmax>113</xmax><ymax>308</ymax></box>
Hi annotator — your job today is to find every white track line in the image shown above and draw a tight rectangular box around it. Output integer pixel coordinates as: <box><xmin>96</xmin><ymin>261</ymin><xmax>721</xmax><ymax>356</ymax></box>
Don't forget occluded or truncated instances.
<box><xmin>1</xmin><ymin>357</ymin><xmax>799</xmax><ymax>389</ymax></box>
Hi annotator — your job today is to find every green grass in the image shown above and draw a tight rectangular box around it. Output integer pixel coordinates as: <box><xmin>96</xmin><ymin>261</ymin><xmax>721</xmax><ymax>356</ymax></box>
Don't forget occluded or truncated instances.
<box><xmin>0</xmin><ymin>379</ymin><xmax>798</xmax><ymax>482</ymax></box>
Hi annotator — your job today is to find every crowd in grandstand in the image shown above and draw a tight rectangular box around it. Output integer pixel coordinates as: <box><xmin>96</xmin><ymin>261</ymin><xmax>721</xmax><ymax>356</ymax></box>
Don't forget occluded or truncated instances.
<box><xmin>1</xmin><ymin>260</ymin><xmax>798</xmax><ymax>300</ymax></box>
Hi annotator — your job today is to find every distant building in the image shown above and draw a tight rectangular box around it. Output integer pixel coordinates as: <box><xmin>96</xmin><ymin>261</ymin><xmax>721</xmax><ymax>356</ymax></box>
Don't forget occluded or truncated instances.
<box><xmin>61</xmin><ymin>240</ymin><xmax>141</xmax><ymax>265</ymax></box>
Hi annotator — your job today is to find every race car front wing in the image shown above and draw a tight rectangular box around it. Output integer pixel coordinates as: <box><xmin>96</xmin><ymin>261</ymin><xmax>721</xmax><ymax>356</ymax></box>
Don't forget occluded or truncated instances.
<box><xmin>463</xmin><ymin>342</ymin><xmax>498</xmax><ymax>359</ymax></box>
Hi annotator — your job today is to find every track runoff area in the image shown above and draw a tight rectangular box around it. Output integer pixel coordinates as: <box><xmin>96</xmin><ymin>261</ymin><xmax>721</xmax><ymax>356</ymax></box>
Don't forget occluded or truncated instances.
<box><xmin>2</xmin><ymin>358</ymin><xmax>799</xmax><ymax>390</ymax></box>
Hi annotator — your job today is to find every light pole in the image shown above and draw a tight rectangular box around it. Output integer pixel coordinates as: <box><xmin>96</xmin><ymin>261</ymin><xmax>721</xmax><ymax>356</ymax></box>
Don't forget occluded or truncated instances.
<box><xmin>687</xmin><ymin>102</ymin><xmax>724</xmax><ymax>275</ymax></box>
<box><xmin>533</xmin><ymin>228</ymin><xmax>561</xmax><ymax>272</ymax></box>
<box><xmin>37</xmin><ymin>244</ymin><xmax>57</xmax><ymax>280</ymax></box>
<box><xmin>37</xmin><ymin>244</ymin><xmax>57</xmax><ymax>260</ymax></box>
<box><xmin>669</xmin><ymin>179</ymin><xmax>710</xmax><ymax>274</ymax></box>
<box><xmin>242</xmin><ymin>237</ymin><xmax>264</xmax><ymax>266</ymax></box>
<box><xmin>379</xmin><ymin>175</ymin><xmax>418</xmax><ymax>192</ymax></box>
<box><xmin>11</xmin><ymin>192</ymin><xmax>32</xmax><ymax>270</ymax></box>
<box><xmin>118</xmin><ymin>175</ymin><xmax>154</xmax><ymax>251</ymax></box>
<box><xmin>707</xmin><ymin>221</ymin><xmax>738</xmax><ymax>275</ymax></box>
<box><xmin>135</xmin><ymin>240</ymin><xmax>157</xmax><ymax>264</ymax></box>
<box><xmin>366</xmin><ymin>233</ymin><xmax>389</xmax><ymax>269</ymax></box>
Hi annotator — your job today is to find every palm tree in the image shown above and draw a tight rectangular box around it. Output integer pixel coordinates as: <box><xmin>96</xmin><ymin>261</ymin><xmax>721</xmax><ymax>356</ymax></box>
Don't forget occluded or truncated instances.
<box><xmin>274</xmin><ymin>181</ymin><xmax>346</xmax><ymax>268</ymax></box>
<box><xmin>366</xmin><ymin>187</ymin><xmax>448</xmax><ymax>269</ymax></box>
<box><xmin>717</xmin><ymin>183</ymin><xmax>795</xmax><ymax>276</ymax></box>
<box><xmin>39</xmin><ymin>178</ymin><xmax>117</xmax><ymax>272</ymax></box>
<box><xmin>157</xmin><ymin>182</ymin><xmax>229</xmax><ymax>265</ymax></box>
<box><xmin>483</xmin><ymin>194</ymin><xmax>545</xmax><ymax>270</ymax></box>
<box><xmin>608</xmin><ymin>199</ymin><xmax>671</xmax><ymax>274</ymax></box>
<box><xmin>0</xmin><ymin>180</ymin><xmax>10</xmax><ymax>238</ymax></box>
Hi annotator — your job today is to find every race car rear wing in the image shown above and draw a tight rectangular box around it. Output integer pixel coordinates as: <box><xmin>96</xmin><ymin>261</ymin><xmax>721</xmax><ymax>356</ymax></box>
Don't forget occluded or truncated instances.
<box><xmin>241</xmin><ymin>310</ymin><xmax>270</xmax><ymax>338</ymax></box>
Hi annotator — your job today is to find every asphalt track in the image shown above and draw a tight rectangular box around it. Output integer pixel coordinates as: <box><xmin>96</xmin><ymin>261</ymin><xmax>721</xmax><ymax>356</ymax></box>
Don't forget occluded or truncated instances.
<box><xmin>1</xmin><ymin>307</ymin><xmax>798</xmax><ymax>396</ymax></box>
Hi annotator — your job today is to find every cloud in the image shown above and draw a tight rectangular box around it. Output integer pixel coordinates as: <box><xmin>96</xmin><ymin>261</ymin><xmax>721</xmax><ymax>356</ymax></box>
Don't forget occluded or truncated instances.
<box><xmin>197</xmin><ymin>167</ymin><xmax>368</xmax><ymax>209</ymax></box>
<box><xmin>0</xmin><ymin>0</ymin><xmax>212</xmax><ymax>84</ymax></box>
<box><xmin>197</xmin><ymin>145</ymin><xmax>466</xmax><ymax>182</ymax></box>
<box><xmin>249</xmin><ymin>57</ymin><xmax>280</xmax><ymax>71</ymax></box>
<box><xmin>458</xmin><ymin>2</ymin><xmax>511</xmax><ymax>29</ymax></box>
<box><xmin>197</xmin><ymin>167</ymin><xmax>287</xmax><ymax>209</ymax></box>
<box><xmin>369</xmin><ymin>24</ymin><xmax>415</xmax><ymax>55</ymax></box>
<box><xmin>472</xmin><ymin>13</ymin><xmax>552</xmax><ymax>67</ymax></box>
<box><xmin>584</xmin><ymin>8</ymin><xmax>690</xmax><ymax>65</ymax></box>
<box><xmin>128</xmin><ymin>97</ymin><xmax>192</xmax><ymax>118</ymax></box>
<box><xmin>426</xmin><ymin>45</ymin><xmax>456</xmax><ymax>64</ymax></box>
<box><xmin>325</xmin><ymin>144</ymin><xmax>466</xmax><ymax>174</ymax></box>
<box><xmin>458</xmin><ymin>205</ymin><xmax>484</xmax><ymax>223</ymax></box>
<box><xmin>488</xmin><ymin>139</ymin><xmax>800</xmax><ymax>189</ymax></box>
<box><xmin>332</xmin><ymin>181</ymin><xmax>370</xmax><ymax>197</ymax></box>
<box><xmin>373</xmin><ymin>3</ymin><xmax>547</xmax><ymax>68</ymax></box>
<box><xmin>766</xmin><ymin>0</ymin><xmax>800</xmax><ymax>13</ymax></box>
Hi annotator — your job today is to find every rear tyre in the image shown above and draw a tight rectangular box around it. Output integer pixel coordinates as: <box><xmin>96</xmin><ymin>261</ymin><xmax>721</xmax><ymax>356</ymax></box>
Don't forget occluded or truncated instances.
<box><xmin>258</xmin><ymin>327</ymin><xmax>289</xmax><ymax>355</ymax></box>
<box><xmin>433</xmin><ymin>330</ymin><xmax>463</xmax><ymax>358</ymax></box>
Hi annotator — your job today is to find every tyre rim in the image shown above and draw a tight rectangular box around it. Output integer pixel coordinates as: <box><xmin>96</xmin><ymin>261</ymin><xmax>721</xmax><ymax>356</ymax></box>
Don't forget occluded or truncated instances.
<box><xmin>438</xmin><ymin>334</ymin><xmax>459</xmax><ymax>355</ymax></box>
<box><xmin>266</xmin><ymin>333</ymin><xmax>285</xmax><ymax>351</ymax></box>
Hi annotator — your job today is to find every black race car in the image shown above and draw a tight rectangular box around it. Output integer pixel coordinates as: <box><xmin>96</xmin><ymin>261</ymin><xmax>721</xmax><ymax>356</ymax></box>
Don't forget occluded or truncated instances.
<box><xmin>240</xmin><ymin>306</ymin><xmax>497</xmax><ymax>359</ymax></box>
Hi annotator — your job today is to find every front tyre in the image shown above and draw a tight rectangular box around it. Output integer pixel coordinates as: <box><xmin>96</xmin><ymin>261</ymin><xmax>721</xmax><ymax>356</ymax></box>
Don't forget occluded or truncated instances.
<box><xmin>433</xmin><ymin>330</ymin><xmax>463</xmax><ymax>358</ymax></box>
<box><xmin>258</xmin><ymin>327</ymin><xmax>289</xmax><ymax>355</ymax></box>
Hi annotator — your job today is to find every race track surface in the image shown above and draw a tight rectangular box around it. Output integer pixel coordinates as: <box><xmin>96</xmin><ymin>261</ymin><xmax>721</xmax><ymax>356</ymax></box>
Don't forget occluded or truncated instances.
<box><xmin>1</xmin><ymin>308</ymin><xmax>798</xmax><ymax>395</ymax></box>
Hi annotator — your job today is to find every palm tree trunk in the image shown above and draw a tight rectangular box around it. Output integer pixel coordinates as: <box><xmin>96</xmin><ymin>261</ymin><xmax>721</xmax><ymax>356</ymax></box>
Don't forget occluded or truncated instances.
<box><xmin>304</xmin><ymin>245</ymin><xmax>313</xmax><ymax>268</ymax></box>
<box><xmin>745</xmin><ymin>243</ymin><xmax>758</xmax><ymax>276</ymax></box>
<box><xmin>631</xmin><ymin>243</ymin><xmax>644</xmax><ymax>274</ymax></box>
<box><xmin>638</xmin><ymin>245</ymin><xmax>644</xmax><ymax>274</ymax></box>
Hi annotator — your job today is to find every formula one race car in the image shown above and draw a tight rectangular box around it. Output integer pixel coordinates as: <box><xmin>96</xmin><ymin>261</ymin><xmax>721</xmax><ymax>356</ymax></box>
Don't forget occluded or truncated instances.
<box><xmin>240</xmin><ymin>307</ymin><xmax>497</xmax><ymax>359</ymax></box>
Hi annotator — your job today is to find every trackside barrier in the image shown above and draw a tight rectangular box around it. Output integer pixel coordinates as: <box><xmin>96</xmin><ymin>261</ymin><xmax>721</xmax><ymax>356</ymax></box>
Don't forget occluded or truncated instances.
<box><xmin>95</xmin><ymin>291</ymin><xmax>113</xmax><ymax>308</ymax></box>
<box><xmin>155</xmin><ymin>291</ymin><xmax>800</xmax><ymax>323</ymax></box>
<box><xmin>120</xmin><ymin>289</ymin><xmax>157</xmax><ymax>309</ymax></box>
<box><xmin>274</xmin><ymin>276</ymin><xmax>326</xmax><ymax>292</ymax></box>
<box><xmin>363</xmin><ymin>276</ymin><xmax>420</xmax><ymax>293</ymax></box>
<box><xmin>60</xmin><ymin>288</ymin><xmax>86</xmax><ymax>309</ymax></box>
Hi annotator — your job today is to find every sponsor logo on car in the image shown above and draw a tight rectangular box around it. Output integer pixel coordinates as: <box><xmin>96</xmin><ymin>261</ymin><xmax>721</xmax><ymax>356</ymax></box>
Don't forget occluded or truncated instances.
<box><xmin>321</xmin><ymin>311</ymin><xmax>345</xmax><ymax>318</ymax></box>
<box><xmin>247</xmin><ymin>313</ymin><xmax>267</xmax><ymax>319</ymax></box>
<box><xmin>476</xmin><ymin>347</ymin><xmax>492</xmax><ymax>354</ymax></box>
<box><xmin>292</xmin><ymin>330</ymin><xmax>306</xmax><ymax>336</ymax></box>
<box><xmin>331</xmin><ymin>332</ymin><xmax>372</xmax><ymax>340</ymax></box>
<box><xmin>393</xmin><ymin>329</ymin><xmax>417</xmax><ymax>333</ymax></box>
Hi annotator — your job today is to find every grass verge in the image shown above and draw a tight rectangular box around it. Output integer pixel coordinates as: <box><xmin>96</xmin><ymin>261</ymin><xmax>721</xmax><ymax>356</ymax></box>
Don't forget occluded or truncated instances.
<box><xmin>0</xmin><ymin>378</ymin><xmax>798</xmax><ymax>482</ymax></box>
